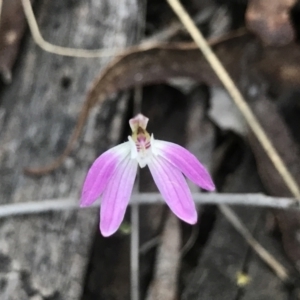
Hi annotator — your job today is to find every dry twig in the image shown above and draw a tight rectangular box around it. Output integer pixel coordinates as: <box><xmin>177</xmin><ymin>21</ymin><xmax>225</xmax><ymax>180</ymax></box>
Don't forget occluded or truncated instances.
<box><xmin>0</xmin><ymin>0</ymin><xmax>3</xmax><ymax>26</ymax></box>
<box><xmin>219</xmin><ymin>204</ymin><xmax>289</xmax><ymax>281</ymax></box>
<box><xmin>0</xmin><ymin>193</ymin><xmax>298</xmax><ymax>219</ymax></box>
<box><xmin>21</xmin><ymin>0</ymin><xmax>125</xmax><ymax>57</ymax></box>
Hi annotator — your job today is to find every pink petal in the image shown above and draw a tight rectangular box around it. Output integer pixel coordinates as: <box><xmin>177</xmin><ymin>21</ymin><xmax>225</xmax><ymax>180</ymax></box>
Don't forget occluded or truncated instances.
<box><xmin>80</xmin><ymin>142</ymin><xmax>130</xmax><ymax>206</ymax></box>
<box><xmin>148</xmin><ymin>156</ymin><xmax>197</xmax><ymax>224</ymax></box>
<box><xmin>100</xmin><ymin>157</ymin><xmax>138</xmax><ymax>237</ymax></box>
<box><xmin>154</xmin><ymin>141</ymin><xmax>215</xmax><ymax>191</ymax></box>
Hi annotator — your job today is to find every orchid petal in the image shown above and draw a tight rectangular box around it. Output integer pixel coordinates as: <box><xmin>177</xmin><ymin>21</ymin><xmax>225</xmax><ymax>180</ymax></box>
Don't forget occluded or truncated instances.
<box><xmin>80</xmin><ymin>142</ymin><xmax>131</xmax><ymax>206</ymax></box>
<box><xmin>154</xmin><ymin>140</ymin><xmax>215</xmax><ymax>191</ymax></box>
<box><xmin>100</xmin><ymin>157</ymin><xmax>138</xmax><ymax>237</ymax></box>
<box><xmin>148</xmin><ymin>156</ymin><xmax>197</xmax><ymax>224</ymax></box>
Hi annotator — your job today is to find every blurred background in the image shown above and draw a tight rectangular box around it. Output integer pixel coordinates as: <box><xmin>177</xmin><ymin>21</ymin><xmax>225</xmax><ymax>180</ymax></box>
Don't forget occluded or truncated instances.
<box><xmin>1</xmin><ymin>0</ymin><xmax>300</xmax><ymax>299</ymax></box>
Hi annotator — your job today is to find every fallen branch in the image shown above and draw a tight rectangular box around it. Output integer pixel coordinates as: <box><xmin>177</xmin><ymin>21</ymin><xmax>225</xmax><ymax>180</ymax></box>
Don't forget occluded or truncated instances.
<box><xmin>0</xmin><ymin>193</ymin><xmax>298</xmax><ymax>219</ymax></box>
<box><xmin>146</xmin><ymin>213</ymin><xmax>181</xmax><ymax>300</ymax></box>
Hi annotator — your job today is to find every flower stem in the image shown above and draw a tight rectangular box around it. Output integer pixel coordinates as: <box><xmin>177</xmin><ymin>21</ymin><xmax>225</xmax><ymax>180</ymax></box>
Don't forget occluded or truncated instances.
<box><xmin>130</xmin><ymin>67</ymin><xmax>144</xmax><ymax>299</ymax></box>
<box><xmin>130</xmin><ymin>202</ymin><xmax>140</xmax><ymax>300</ymax></box>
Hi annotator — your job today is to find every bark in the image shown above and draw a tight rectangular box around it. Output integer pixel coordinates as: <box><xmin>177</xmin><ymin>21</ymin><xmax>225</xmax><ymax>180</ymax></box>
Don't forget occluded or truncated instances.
<box><xmin>0</xmin><ymin>0</ymin><xmax>139</xmax><ymax>299</ymax></box>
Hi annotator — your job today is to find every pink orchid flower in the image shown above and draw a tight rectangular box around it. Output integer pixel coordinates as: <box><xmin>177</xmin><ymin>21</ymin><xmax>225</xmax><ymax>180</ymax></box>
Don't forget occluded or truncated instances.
<box><xmin>81</xmin><ymin>114</ymin><xmax>215</xmax><ymax>236</ymax></box>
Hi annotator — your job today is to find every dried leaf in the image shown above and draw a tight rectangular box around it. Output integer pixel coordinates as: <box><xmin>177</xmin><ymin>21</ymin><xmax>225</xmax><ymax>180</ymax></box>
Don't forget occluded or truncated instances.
<box><xmin>246</xmin><ymin>0</ymin><xmax>296</xmax><ymax>46</ymax></box>
<box><xmin>0</xmin><ymin>0</ymin><xmax>30</xmax><ymax>83</ymax></box>
<box><xmin>209</xmin><ymin>87</ymin><xmax>247</xmax><ymax>135</ymax></box>
<box><xmin>24</xmin><ymin>33</ymin><xmax>300</xmax><ymax>175</ymax></box>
